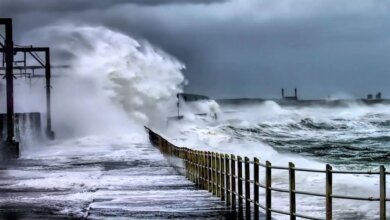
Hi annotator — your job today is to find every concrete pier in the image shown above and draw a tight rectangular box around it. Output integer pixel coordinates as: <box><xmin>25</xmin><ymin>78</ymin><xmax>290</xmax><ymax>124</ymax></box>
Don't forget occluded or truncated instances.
<box><xmin>0</xmin><ymin>138</ymin><xmax>234</xmax><ymax>219</ymax></box>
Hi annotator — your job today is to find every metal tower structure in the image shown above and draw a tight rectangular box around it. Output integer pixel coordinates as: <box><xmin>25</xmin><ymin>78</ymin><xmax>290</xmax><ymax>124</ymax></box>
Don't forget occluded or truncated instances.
<box><xmin>0</xmin><ymin>18</ymin><xmax>60</xmax><ymax>157</ymax></box>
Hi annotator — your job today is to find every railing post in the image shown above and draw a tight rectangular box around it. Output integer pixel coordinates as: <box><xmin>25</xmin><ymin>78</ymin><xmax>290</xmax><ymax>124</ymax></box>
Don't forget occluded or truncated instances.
<box><xmin>254</xmin><ymin>157</ymin><xmax>260</xmax><ymax>220</ymax></box>
<box><xmin>380</xmin><ymin>165</ymin><xmax>386</xmax><ymax>220</ymax></box>
<box><xmin>208</xmin><ymin>152</ymin><xmax>212</xmax><ymax>192</ymax></box>
<box><xmin>326</xmin><ymin>164</ymin><xmax>333</xmax><ymax>220</ymax></box>
<box><xmin>189</xmin><ymin>150</ymin><xmax>192</xmax><ymax>182</ymax></box>
<box><xmin>202</xmin><ymin>151</ymin><xmax>206</xmax><ymax>189</ymax></box>
<box><xmin>194</xmin><ymin>150</ymin><xmax>199</xmax><ymax>186</ymax></box>
<box><xmin>185</xmin><ymin>149</ymin><xmax>189</xmax><ymax>179</ymax></box>
<box><xmin>217</xmin><ymin>153</ymin><xmax>221</xmax><ymax>197</ymax></box>
<box><xmin>193</xmin><ymin>150</ymin><xmax>196</xmax><ymax>184</ymax></box>
<box><xmin>190</xmin><ymin>150</ymin><xmax>193</xmax><ymax>182</ymax></box>
<box><xmin>289</xmin><ymin>162</ymin><xmax>296</xmax><ymax>220</ymax></box>
<box><xmin>194</xmin><ymin>150</ymin><xmax>197</xmax><ymax>183</ymax></box>
<box><xmin>198</xmin><ymin>151</ymin><xmax>202</xmax><ymax>187</ymax></box>
<box><xmin>189</xmin><ymin>150</ymin><xmax>192</xmax><ymax>181</ymax></box>
<box><xmin>245</xmin><ymin>157</ymin><xmax>251</xmax><ymax>219</ymax></box>
<box><xmin>221</xmin><ymin>154</ymin><xmax>225</xmax><ymax>201</ymax></box>
<box><xmin>231</xmin><ymin>154</ymin><xmax>237</xmax><ymax>210</ymax></box>
<box><xmin>213</xmin><ymin>152</ymin><xmax>217</xmax><ymax>195</ymax></box>
<box><xmin>204</xmin><ymin>152</ymin><xmax>207</xmax><ymax>189</ymax></box>
<box><xmin>225</xmin><ymin>154</ymin><xmax>231</xmax><ymax>206</ymax></box>
<box><xmin>197</xmin><ymin>151</ymin><xmax>201</xmax><ymax>186</ymax></box>
<box><xmin>187</xmin><ymin>150</ymin><xmax>190</xmax><ymax>180</ymax></box>
<box><xmin>265</xmin><ymin>161</ymin><xmax>272</xmax><ymax>220</ymax></box>
<box><xmin>237</xmin><ymin>156</ymin><xmax>243</xmax><ymax>216</ymax></box>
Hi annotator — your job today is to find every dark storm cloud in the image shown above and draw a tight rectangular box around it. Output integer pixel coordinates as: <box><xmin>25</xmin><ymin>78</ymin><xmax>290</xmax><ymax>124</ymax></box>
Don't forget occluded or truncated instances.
<box><xmin>2</xmin><ymin>0</ymin><xmax>390</xmax><ymax>99</ymax></box>
<box><xmin>0</xmin><ymin>0</ymin><xmax>226</xmax><ymax>14</ymax></box>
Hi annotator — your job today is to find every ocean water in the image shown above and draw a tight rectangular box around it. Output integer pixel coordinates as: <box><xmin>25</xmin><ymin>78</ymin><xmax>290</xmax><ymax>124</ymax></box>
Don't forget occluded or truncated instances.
<box><xmin>1</xmin><ymin>24</ymin><xmax>388</xmax><ymax>219</ymax></box>
<box><xmin>163</xmin><ymin>100</ymin><xmax>390</xmax><ymax>219</ymax></box>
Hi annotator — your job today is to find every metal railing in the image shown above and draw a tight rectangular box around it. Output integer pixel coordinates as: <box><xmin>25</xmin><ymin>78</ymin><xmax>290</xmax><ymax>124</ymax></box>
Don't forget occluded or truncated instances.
<box><xmin>145</xmin><ymin>127</ymin><xmax>388</xmax><ymax>220</ymax></box>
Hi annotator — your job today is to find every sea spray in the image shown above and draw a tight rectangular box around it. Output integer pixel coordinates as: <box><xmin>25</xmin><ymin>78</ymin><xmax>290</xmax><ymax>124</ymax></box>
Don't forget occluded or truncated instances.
<box><xmin>22</xmin><ymin>24</ymin><xmax>186</xmax><ymax>138</ymax></box>
<box><xmin>165</xmin><ymin>100</ymin><xmax>390</xmax><ymax>219</ymax></box>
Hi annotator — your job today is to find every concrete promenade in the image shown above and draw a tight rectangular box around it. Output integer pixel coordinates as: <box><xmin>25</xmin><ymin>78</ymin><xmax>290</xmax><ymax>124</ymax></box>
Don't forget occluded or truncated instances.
<box><xmin>0</xmin><ymin>137</ymin><xmax>235</xmax><ymax>219</ymax></box>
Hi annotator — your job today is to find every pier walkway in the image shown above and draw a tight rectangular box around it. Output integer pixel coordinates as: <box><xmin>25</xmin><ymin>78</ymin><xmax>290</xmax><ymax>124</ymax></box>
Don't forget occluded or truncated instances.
<box><xmin>0</xmin><ymin>136</ymin><xmax>234</xmax><ymax>219</ymax></box>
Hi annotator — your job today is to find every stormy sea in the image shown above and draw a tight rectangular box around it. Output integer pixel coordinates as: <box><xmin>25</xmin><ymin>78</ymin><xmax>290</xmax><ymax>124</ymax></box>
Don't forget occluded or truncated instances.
<box><xmin>0</xmin><ymin>25</ymin><xmax>388</xmax><ymax>219</ymax></box>
<box><xmin>164</xmin><ymin>100</ymin><xmax>390</xmax><ymax>219</ymax></box>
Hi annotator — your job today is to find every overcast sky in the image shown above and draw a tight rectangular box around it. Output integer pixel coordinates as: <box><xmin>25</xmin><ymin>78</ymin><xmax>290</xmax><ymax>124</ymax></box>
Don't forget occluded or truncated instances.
<box><xmin>1</xmin><ymin>0</ymin><xmax>390</xmax><ymax>99</ymax></box>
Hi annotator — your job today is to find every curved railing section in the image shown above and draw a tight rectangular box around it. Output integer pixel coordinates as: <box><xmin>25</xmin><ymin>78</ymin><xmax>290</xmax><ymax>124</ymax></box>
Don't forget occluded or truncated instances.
<box><xmin>145</xmin><ymin>127</ymin><xmax>388</xmax><ymax>220</ymax></box>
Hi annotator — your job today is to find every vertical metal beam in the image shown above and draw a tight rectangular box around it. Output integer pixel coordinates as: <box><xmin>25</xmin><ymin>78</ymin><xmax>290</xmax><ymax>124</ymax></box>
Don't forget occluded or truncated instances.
<box><xmin>45</xmin><ymin>48</ymin><xmax>55</xmax><ymax>139</ymax></box>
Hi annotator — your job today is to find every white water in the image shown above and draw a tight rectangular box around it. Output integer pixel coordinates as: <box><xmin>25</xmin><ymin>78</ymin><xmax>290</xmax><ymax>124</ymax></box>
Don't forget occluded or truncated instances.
<box><xmin>1</xmin><ymin>24</ymin><xmax>388</xmax><ymax>219</ymax></box>
<box><xmin>21</xmin><ymin>24</ymin><xmax>185</xmax><ymax>139</ymax></box>
<box><xmin>0</xmin><ymin>24</ymin><xmax>188</xmax><ymax>218</ymax></box>
<box><xmin>163</xmin><ymin>101</ymin><xmax>390</xmax><ymax>219</ymax></box>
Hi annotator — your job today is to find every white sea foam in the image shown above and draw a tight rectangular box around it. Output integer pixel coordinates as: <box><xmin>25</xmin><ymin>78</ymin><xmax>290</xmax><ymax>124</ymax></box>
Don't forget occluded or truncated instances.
<box><xmin>21</xmin><ymin>24</ymin><xmax>186</xmax><ymax>140</ymax></box>
<box><xmin>164</xmin><ymin>101</ymin><xmax>390</xmax><ymax>219</ymax></box>
<box><xmin>4</xmin><ymin>24</ymin><xmax>389</xmax><ymax>219</ymax></box>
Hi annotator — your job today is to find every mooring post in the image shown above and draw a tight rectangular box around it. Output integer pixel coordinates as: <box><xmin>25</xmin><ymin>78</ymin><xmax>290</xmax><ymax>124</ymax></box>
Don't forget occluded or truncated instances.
<box><xmin>231</xmin><ymin>154</ymin><xmax>237</xmax><ymax>210</ymax></box>
<box><xmin>265</xmin><ymin>161</ymin><xmax>272</xmax><ymax>220</ymax></box>
<box><xmin>245</xmin><ymin>157</ymin><xmax>251</xmax><ymax>219</ymax></box>
<box><xmin>225</xmin><ymin>154</ymin><xmax>231</xmax><ymax>206</ymax></box>
<box><xmin>380</xmin><ymin>165</ymin><xmax>386</xmax><ymax>220</ymax></box>
<box><xmin>326</xmin><ymin>164</ymin><xmax>333</xmax><ymax>220</ymax></box>
<box><xmin>237</xmin><ymin>156</ymin><xmax>243</xmax><ymax>216</ymax></box>
<box><xmin>254</xmin><ymin>157</ymin><xmax>260</xmax><ymax>220</ymax></box>
<box><xmin>289</xmin><ymin>162</ymin><xmax>296</xmax><ymax>220</ymax></box>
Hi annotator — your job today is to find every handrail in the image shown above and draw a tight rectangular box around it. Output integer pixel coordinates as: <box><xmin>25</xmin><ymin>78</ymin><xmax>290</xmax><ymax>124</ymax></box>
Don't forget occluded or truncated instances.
<box><xmin>145</xmin><ymin>126</ymin><xmax>388</xmax><ymax>220</ymax></box>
